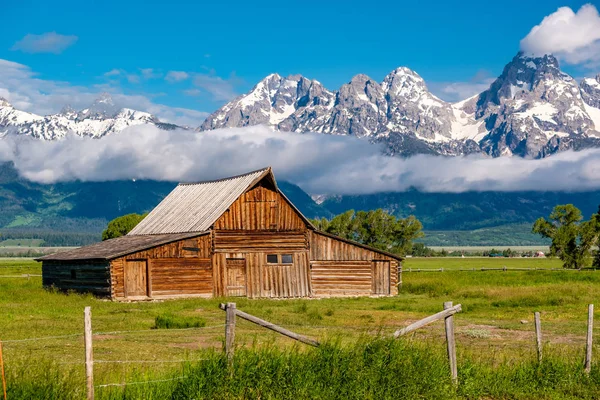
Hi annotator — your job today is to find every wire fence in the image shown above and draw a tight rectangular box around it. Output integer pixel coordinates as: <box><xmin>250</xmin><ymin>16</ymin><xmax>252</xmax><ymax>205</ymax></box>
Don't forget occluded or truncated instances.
<box><xmin>1</xmin><ymin>302</ymin><xmax>596</xmax><ymax>399</ymax></box>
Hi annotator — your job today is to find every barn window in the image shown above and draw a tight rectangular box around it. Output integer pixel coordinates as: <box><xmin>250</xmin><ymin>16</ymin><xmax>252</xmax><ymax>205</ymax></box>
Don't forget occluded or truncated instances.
<box><xmin>281</xmin><ymin>254</ymin><xmax>293</xmax><ymax>264</ymax></box>
<box><xmin>267</xmin><ymin>254</ymin><xmax>278</xmax><ymax>263</ymax></box>
<box><xmin>71</xmin><ymin>270</ymin><xmax>77</xmax><ymax>279</ymax></box>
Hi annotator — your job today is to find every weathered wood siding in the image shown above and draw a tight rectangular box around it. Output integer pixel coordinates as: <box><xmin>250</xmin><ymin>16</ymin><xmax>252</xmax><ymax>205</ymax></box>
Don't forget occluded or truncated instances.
<box><xmin>212</xmin><ymin>251</ymin><xmax>310</xmax><ymax>298</ymax></box>
<box><xmin>213</xmin><ymin>230</ymin><xmax>308</xmax><ymax>252</ymax></box>
<box><xmin>110</xmin><ymin>234</ymin><xmax>212</xmax><ymax>299</ymax></box>
<box><xmin>213</xmin><ymin>184</ymin><xmax>306</xmax><ymax>231</ymax></box>
<box><xmin>122</xmin><ymin>235</ymin><xmax>211</xmax><ymax>259</ymax></box>
<box><xmin>150</xmin><ymin>258</ymin><xmax>212</xmax><ymax>297</ymax></box>
<box><xmin>309</xmin><ymin>231</ymin><xmax>400</xmax><ymax>296</ymax></box>
<box><xmin>311</xmin><ymin>261</ymin><xmax>372</xmax><ymax>297</ymax></box>
<box><xmin>42</xmin><ymin>260</ymin><xmax>111</xmax><ymax>296</ymax></box>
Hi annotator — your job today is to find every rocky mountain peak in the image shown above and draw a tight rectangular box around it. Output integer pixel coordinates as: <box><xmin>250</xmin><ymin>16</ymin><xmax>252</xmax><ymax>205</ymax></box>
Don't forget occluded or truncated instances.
<box><xmin>581</xmin><ymin>74</ymin><xmax>600</xmax><ymax>108</ymax></box>
<box><xmin>0</xmin><ymin>97</ymin><xmax>12</xmax><ymax>108</ymax></box>
<box><xmin>383</xmin><ymin>67</ymin><xmax>428</xmax><ymax>96</ymax></box>
<box><xmin>59</xmin><ymin>105</ymin><xmax>76</xmax><ymax>117</ymax></box>
<box><xmin>84</xmin><ymin>93</ymin><xmax>120</xmax><ymax>119</ymax></box>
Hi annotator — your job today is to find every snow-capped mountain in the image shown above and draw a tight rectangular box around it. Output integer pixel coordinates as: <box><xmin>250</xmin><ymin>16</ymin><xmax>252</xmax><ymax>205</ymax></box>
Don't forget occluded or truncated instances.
<box><xmin>0</xmin><ymin>93</ymin><xmax>179</xmax><ymax>140</ymax></box>
<box><xmin>201</xmin><ymin>52</ymin><xmax>600</xmax><ymax>158</ymax></box>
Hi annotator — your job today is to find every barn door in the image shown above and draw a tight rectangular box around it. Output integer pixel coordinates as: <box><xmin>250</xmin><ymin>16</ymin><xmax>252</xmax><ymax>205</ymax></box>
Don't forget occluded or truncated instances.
<box><xmin>225</xmin><ymin>258</ymin><xmax>247</xmax><ymax>297</ymax></box>
<box><xmin>372</xmin><ymin>260</ymin><xmax>391</xmax><ymax>295</ymax></box>
<box><xmin>125</xmin><ymin>260</ymin><xmax>148</xmax><ymax>298</ymax></box>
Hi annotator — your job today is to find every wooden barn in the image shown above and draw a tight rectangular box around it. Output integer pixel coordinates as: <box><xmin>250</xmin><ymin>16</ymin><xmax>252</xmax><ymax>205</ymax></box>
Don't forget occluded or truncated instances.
<box><xmin>38</xmin><ymin>167</ymin><xmax>402</xmax><ymax>300</ymax></box>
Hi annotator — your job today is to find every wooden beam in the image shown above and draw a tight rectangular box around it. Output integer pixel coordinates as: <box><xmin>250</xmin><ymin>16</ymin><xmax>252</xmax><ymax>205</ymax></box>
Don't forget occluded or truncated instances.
<box><xmin>535</xmin><ymin>311</ymin><xmax>542</xmax><ymax>363</ymax></box>
<box><xmin>84</xmin><ymin>306</ymin><xmax>94</xmax><ymax>400</ymax></box>
<box><xmin>585</xmin><ymin>304</ymin><xmax>594</xmax><ymax>375</ymax></box>
<box><xmin>444</xmin><ymin>301</ymin><xmax>458</xmax><ymax>384</ymax></box>
<box><xmin>225</xmin><ymin>302</ymin><xmax>236</xmax><ymax>367</ymax></box>
<box><xmin>394</xmin><ymin>304</ymin><xmax>462</xmax><ymax>338</ymax></box>
<box><xmin>219</xmin><ymin>303</ymin><xmax>319</xmax><ymax>347</ymax></box>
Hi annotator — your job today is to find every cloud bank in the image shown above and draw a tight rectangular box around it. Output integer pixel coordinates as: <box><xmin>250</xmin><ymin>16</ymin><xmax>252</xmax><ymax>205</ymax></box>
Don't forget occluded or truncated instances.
<box><xmin>520</xmin><ymin>4</ymin><xmax>600</xmax><ymax>67</ymax></box>
<box><xmin>2</xmin><ymin>125</ymin><xmax>600</xmax><ymax>195</ymax></box>
<box><xmin>12</xmin><ymin>32</ymin><xmax>78</xmax><ymax>54</ymax></box>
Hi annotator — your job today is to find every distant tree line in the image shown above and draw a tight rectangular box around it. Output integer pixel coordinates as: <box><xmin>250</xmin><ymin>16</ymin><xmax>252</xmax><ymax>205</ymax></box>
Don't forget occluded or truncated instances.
<box><xmin>532</xmin><ymin>204</ymin><xmax>600</xmax><ymax>269</ymax></box>
<box><xmin>0</xmin><ymin>229</ymin><xmax>100</xmax><ymax>247</ymax></box>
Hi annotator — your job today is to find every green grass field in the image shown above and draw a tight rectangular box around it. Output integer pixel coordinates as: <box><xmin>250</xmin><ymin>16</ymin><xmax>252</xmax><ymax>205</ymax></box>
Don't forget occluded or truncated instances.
<box><xmin>2</xmin><ymin>257</ymin><xmax>600</xmax><ymax>399</ymax></box>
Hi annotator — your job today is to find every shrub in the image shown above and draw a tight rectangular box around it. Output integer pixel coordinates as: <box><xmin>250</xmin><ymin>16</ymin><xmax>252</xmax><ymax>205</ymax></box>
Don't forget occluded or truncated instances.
<box><xmin>153</xmin><ymin>313</ymin><xmax>206</xmax><ymax>329</ymax></box>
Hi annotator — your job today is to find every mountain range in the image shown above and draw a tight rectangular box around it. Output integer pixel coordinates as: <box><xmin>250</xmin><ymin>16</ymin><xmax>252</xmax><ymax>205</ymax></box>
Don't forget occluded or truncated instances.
<box><xmin>0</xmin><ymin>93</ymin><xmax>180</xmax><ymax>140</ymax></box>
<box><xmin>200</xmin><ymin>52</ymin><xmax>600</xmax><ymax>158</ymax></box>
<box><xmin>2</xmin><ymin>52</ymin><xmax>600</xmax><ymax>158</ymax></box>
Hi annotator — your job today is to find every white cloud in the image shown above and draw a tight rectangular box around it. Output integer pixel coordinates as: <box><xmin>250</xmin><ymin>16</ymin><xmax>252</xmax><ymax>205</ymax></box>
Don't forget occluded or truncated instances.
<box><xmin>0</xmin><ymin>58</ymin><xmax>208</xmax><ymax>127</ymax></box>
<box><xmin>140</xmin><ymin>68</ymin><xmax>161</xmax><ymax>80</ymax></box>
<box><xmin>2</xmin><ymin>125</ymin><xmax>600</xmax><ymax>195</ymax></box>
<box><xmin>165</xmin><ymin>71</ymin><xmax>189</xmax><ymax>83</ymax></box>
<box><xmin>126</xmin><ymin>74</ymin><xmax>141</xmax><ymax>84</ymax></box>
<box><xmin>520</xmin><ymin>4</ymin><xmax>600</xmax><ymax>66</ymax></box>
<box><xmin>429</xmin><ymin>70</ymin><xmax>495</xmax><ymax>102</ymax></box>
<box><xmin>183</xmin><ymin>88</ymin><xmax>201</xmax><ymax>96</ymax></box>
<box><xmin>11</xmin><ymin>32</ymin><xmax>78</xmax><ymax>54</ymax></box>
<box><xmin>103</xmin><ymin>69</ymin><xmax>122</xmax><ymax>77</ymax></box>
<box><xmin>192</xmin><ymin>73</ymin><xmax>240</xmax><ymax>102</ymax></box>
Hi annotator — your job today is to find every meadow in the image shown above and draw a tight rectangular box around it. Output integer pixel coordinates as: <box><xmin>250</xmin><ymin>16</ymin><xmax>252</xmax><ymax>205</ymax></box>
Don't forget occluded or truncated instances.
<box><xmin>2</xmin><ymin>257</ymin><xmax>600</xmax><ymax>399</ymax></box>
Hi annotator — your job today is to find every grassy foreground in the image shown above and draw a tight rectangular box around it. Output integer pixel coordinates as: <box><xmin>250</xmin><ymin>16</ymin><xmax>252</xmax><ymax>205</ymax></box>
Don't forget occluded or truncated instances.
<box><xmin>2</xmin><ymin>258</ymin><xmax>600</xmax><ymax>398</ymax></box>
<box><xmin>7</xmin><ymin>339</ymin><xmax>600</xmax><ymax>400</ymax></box>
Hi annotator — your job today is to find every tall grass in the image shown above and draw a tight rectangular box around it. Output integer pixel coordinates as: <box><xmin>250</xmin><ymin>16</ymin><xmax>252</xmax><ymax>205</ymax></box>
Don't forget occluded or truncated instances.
<box><xmin>6</xmin><ymin>338</ymin><xmax>600</xmax><ymax>399</ymax></box>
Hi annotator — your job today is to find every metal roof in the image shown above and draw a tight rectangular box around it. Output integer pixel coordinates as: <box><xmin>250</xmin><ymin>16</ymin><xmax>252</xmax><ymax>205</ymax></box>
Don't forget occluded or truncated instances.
<box><xmin>37</xmin><ymin>232</ymin><xmax>208</xmax><ymax>261</ymax></box>
<box><xmin>128</xmin><ymin>167</ymin><xmax>273</xmax><ymax>235</ymax></box>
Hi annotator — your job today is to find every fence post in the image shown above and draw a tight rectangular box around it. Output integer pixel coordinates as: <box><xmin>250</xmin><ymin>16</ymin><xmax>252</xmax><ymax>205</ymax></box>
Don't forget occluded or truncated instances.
<box><xmin>534</xmin><ymin>311</ymin><xmax>542</xmax><ymax>363</ymax></box>
<box><xmin>444</xmin><ymin>301</ymin><xmax>458</xmax><ymax>384</ymax></box>
<box><xmin>0</xmin><ymin>339</ymin><xmax>6</xmax><ymax>400</ymax></box>
<box><xmin>84</xmin><ymin>306</ymin><xmax>94</xmax><ymax>400</ymax></box>
<box><xmin>225</xmin><ymin>302</ymin><xmax>236</xmax><ymax>367</ymax></box>
<box><xmin>585</xmin><ymin>304</ymin><xmax>594</xmax><ymax>375</ymax></box>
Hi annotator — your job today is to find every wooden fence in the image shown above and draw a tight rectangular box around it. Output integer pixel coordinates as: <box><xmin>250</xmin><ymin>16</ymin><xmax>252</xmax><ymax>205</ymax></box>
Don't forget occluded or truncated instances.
<box><xmin>0</xmin><ymin>302</ymin><xmax>595</xmax><ymax>400</ymax></box>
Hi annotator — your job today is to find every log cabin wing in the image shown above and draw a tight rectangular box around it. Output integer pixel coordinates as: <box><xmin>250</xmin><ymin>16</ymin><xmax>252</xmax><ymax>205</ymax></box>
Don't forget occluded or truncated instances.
<box><xmin>38</xmin><ymin>167</ymin><xmax>402</xmax><ymax>300</ymax></box>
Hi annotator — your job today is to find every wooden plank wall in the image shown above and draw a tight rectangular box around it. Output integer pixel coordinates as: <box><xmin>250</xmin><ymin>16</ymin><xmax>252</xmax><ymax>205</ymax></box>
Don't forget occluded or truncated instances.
<box><xmin>212</xmin><ymin>251</ymin><xmax>310</xmax><ymax>298</ymax></box>
<box><xmin>110</xmin><ymin>234</ymin><xmax>211</xmax><ymax>299</ymax></box>
<box><xmin>42</xmin><ymin>261</ymin><xmax>111</xmax><ymax>296</ymax></box>
<box><xmin>150</xmin><ymin>258</ymin><xmax>212</xmax><ymax>297</ymax></box>
<box><xmin>213</xmin><ymin>230</ymin><xmax>308</xmax><ymax>252</ymax></box>
<box><xmin>213</xmin><ymin>184</ymin><xmax>306</xmax><ymax>231</ymax></box>
<box><xmin>309</xmin><ymin>231</ymin><xmax>400</xmax><ymax>297</ymax></box>
<box><xmin>311</xmin><ymin>261</ymin><xmax>372</xmax><ymax>297</ymax></box>
<box><xmin>123</xmin><ymin>235</ymin><xmax>211</xmax><ymax>260</ymax></box>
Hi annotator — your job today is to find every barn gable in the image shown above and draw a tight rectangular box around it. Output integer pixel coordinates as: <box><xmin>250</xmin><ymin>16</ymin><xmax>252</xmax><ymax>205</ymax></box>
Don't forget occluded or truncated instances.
<box><xmin>129</xmin><ymin>167</ymin><xmax>313</xmax><ymax>236</ymax></box>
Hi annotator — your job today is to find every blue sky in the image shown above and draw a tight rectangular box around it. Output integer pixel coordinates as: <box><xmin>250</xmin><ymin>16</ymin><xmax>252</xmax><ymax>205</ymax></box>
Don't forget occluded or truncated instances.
<box><xmin>0</xmin><ymin>0</ymin><xmax>597</xmax><ymax>126</ymax></box>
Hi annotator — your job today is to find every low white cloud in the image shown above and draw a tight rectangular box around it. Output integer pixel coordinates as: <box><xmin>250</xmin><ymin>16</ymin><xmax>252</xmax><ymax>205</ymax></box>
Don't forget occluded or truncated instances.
<box><xmin>2</xmin><ymin>125</ymin><xmax>600</xmax><ymax>195</ymax></box>
<box><xmin>11</xmin><ymin>32</ymin><xmax>78</xmax><ymax>54</ymax></box>
<box><xmin>520</xmin><ymin>4</ymin><xmax>600</xmax><ymax>66</ymax></box>
<box><xmin>0</xmin><ymin>58</ymin><xmax>207</xmax><ymax>127</ymax></box>
<box><xmin>165</xmin><ymin>71</ymin><xmax>189</xmax><ymax>83</ymax></box>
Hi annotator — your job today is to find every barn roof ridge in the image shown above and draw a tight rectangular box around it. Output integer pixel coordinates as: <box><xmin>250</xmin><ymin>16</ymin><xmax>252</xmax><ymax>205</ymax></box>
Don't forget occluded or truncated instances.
<box><xmin>177</xmin><ymin>166</ymin><xmax>272</xmax><ymax>186</ymax></box>
<box><xmin>128</xmin><ymin>168</ymin><xmax>274</xmax><ymax>235</ymax></box>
